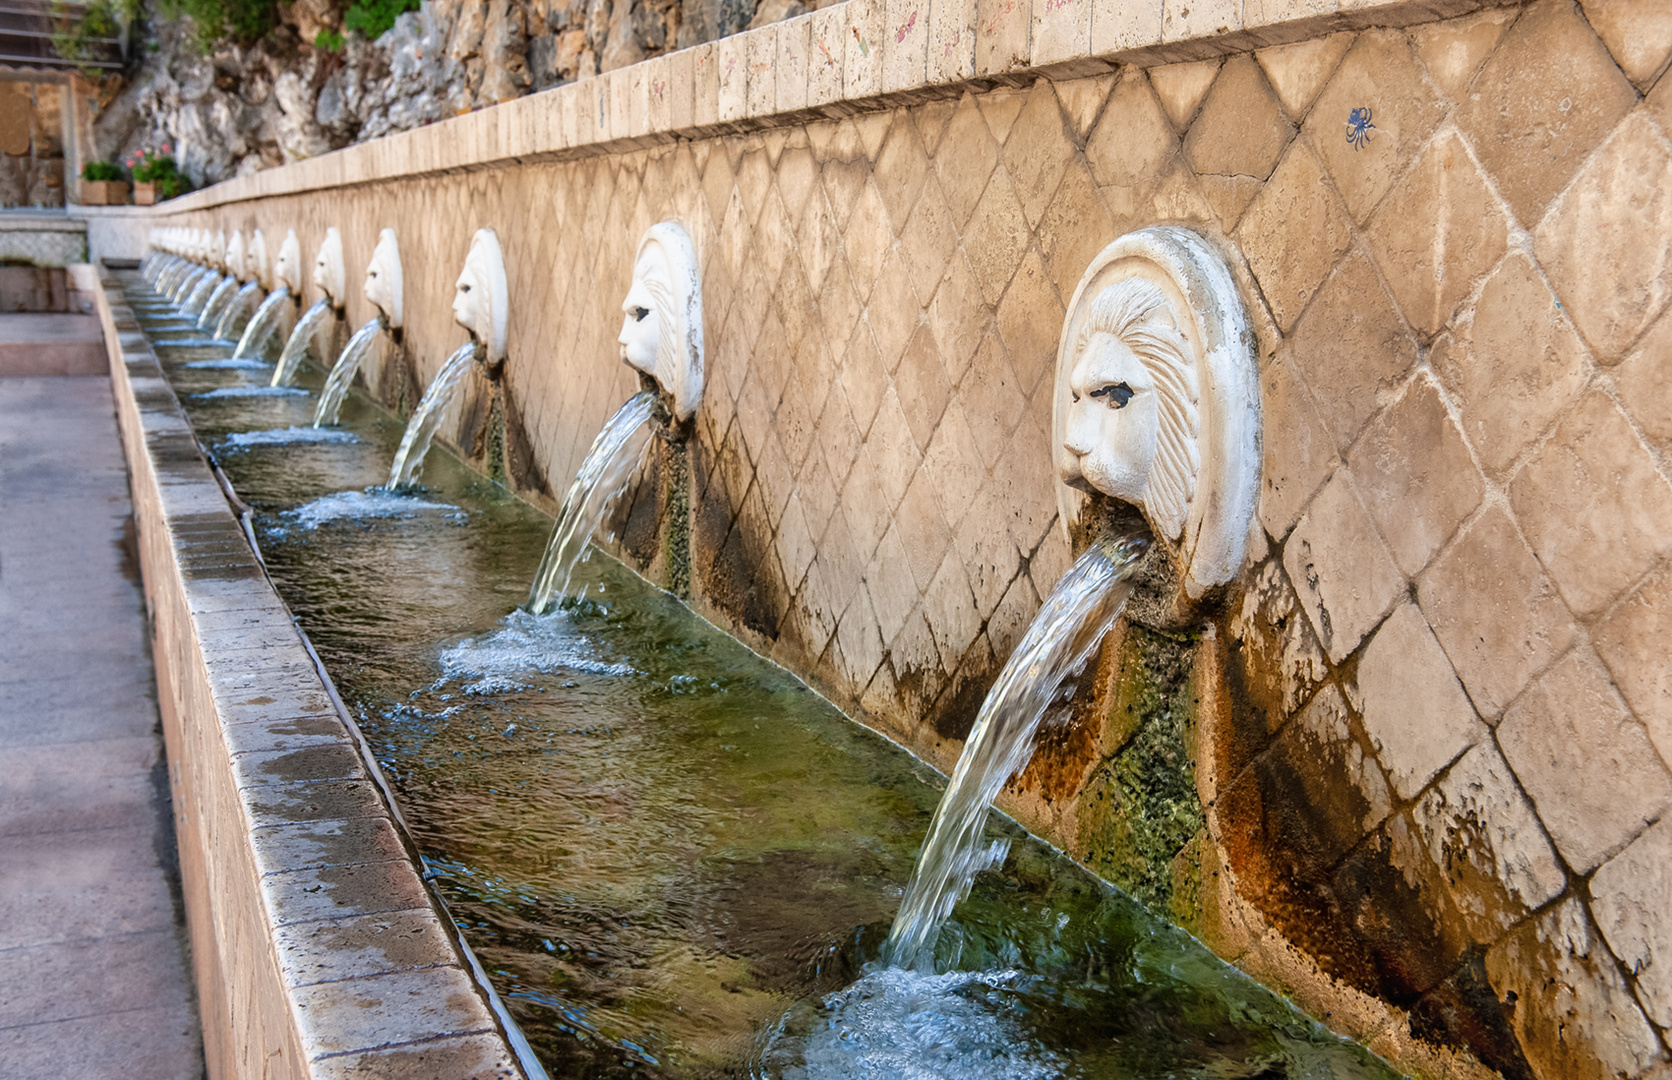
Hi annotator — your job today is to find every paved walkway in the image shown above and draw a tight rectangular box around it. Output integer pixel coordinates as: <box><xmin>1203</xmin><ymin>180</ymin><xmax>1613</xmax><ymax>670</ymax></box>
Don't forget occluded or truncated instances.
<box><xmin>0</xmin><ymin>315</ymin><xmax>107</xmax><ymax>377</ymax></box>
<box><xmin>0</xmin><ymin>363</ymin><xmax>204</xmax><ymax>1077</ymax></box>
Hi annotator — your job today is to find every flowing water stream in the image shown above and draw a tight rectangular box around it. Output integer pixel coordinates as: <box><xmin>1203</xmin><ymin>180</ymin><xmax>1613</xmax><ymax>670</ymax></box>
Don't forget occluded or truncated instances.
<box><xmin>124</xmin><ymin>269</ymin><xmax>1396</xmax><ymax>1080</ymax></box>
<box><xmin>388</xmin><ymin>342</ymin><xmax>478</xmax><ymax>488</ymax></box>
<box><xmin>271</xmin><ymin>298</ymin><xmax>336</xmax><ymax>387</ymax></box>
<box><xmin>198</xmin><ymin>276</ymin><xmax>239</xmax><ymax>330</ymax></box>
<box><xmin>314</xmin><ymin>318</ymin><xmax>384</xmax><ymax>427</ymax></box>
<box><xmin>233</xmin><ymin>285</ymin><xmax>293</xmax><ymax>360</ymax></box>
<box><xmin>215</xmin><ymin>280</ymin><xmax>264</xmax><ymax>341</ymax></box>
<box><xmin>528</xmin><ymin>391</ymin><xmax>657</xmax><ymax>614</ymax></box>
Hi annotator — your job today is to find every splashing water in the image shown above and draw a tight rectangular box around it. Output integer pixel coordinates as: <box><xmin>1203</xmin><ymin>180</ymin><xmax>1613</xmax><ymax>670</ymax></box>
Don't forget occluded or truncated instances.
<box><xmin>215</xmin><ymin>281</ymin><xmax>264</xmax><ymax>342</ymax></box>
<box><xmin>526</xmin><ymin>391</ymin><xmax>657</xmax><ymax>614</ymax></box>
<box><xmin>233</xmin><ymin>286</ymin><xmax>292</xmax><ymax>360</ymax></box>
<box><xmin>884</xmin><ymin>533</ymin><xmax>1150</xmax><ymax>970</ymax></box>
<box><xmin>218</xmin><ymin>426</ymin><xmax>359</xmax><ymax>450</ymax></box>
<box><xmin>185</xmin><ymin>357</ymin><xmax>272</xmax><ymax>370</ymax></box>
<box><xmin>439</xmin><ymin>608</ymin><xmax>634</xmax><ymax>695</ymax></box>
<box><xmin>280</xmin><ymin>488</ymin><xmax>460</xmax><ymax>531</ymax></box>
<box><xmin>271</xmin><ymin>298</ymin><xmax>335</xmax><ymax>387</ymax></box>
<box><xmin>313</xmin><ymin>318</ymin><xmax>382</xmax><ymax>427</ymax></box>
<box><xmin>198</xmin><ymin>276</ymin><xmax>239</xmax><ymax>331</ymax></box>
<box><xmin>193</xmin><ymin>386</ymin><xmax>309</xmax><ymax>400</ymax></box>
<box><xmin>387</xmin><ymin>343</ymin><xmax>478</xmax><ymax>489</ymax></box>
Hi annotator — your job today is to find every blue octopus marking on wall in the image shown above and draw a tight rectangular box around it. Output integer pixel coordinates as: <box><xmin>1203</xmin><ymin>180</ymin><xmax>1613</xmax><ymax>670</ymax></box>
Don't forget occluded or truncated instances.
<box><xmin>1346</xmin><ymin>107</ymin><xmax>1375</xmax><ymax>151</ymax></box>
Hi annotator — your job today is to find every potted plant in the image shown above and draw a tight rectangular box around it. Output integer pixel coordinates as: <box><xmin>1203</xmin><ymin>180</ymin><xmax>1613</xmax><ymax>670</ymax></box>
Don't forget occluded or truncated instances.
<box><xmin>126</xmin><ymin>147</ymin><xmax>190</xmax><ymax>205</ymax></box>
<box><xmin>79</xmin><ymin>161</ymin><xmax>128</xmax><ymax>205</ymax></box>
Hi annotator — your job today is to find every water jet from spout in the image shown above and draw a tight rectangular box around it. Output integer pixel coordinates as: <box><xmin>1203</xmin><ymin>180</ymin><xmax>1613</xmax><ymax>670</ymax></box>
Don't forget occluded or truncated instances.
<box><xmin>387</xmin><ymin>343</ymin><xmax>477</xmax><ymax>489</ymax></box>
<box><xmin>313</xmin><ymin>319</ymin><xmax>384</xmax><ymax>427</ymax></box>
<box><xmin>271</xmin><ymin>298</ymin><xmax>335</xmax><ymax>386</ymax></box>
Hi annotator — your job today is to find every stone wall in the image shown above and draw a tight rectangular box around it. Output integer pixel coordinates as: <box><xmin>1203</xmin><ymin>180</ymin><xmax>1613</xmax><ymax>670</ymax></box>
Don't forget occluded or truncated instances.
<box><xmin>147</xmin><ymin>0</ymin><xmax>1672</xmax><ymax>1075</ymax></box>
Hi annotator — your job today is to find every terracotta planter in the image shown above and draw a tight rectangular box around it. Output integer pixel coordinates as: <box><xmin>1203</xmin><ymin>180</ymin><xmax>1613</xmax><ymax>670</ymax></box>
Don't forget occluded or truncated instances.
<box><xmin>133</xmin><ymin>181</ymin><xmax>158</xmax><ymax>206</ymax></box>
<box><xmin>80</xmin><ymin>179</ymin><xmax>129</xmax><ymax>206</ymax></box>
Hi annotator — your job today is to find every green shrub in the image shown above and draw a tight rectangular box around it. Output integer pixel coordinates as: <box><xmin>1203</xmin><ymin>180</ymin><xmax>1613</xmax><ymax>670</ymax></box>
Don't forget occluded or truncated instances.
<box><xmin>81</xmin><ymin>161</ymin><xmax>126</xmax><ymax>182</ymax></box>
<box><xmin>50</xmin><ymin>0</ymin><xmax>137</xmax><ymax>75</ymax></box>
<box><xmin>159</xmin><ymin>0</ymin><xmax>277</xmax><ymax>49</ymax></box>
<box><xmin>342</xmin><ymin>0</ymin><xmax>419</xmax><ymax>41</ymax></box>
<box><xmin>314</xmin><ymin>27</ymin><xmax>346</xmax><ymax>51</ymax></box>
<box><xmin>126</xmin><ymin>149</ymin><xmax>191</xmax><ymax>199</ymax></box>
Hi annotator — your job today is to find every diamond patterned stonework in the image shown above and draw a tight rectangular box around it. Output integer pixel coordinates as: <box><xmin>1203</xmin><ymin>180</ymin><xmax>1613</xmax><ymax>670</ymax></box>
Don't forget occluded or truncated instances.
<box><xmin>156</xmin><ymin>4</ymin><xmax>1672</xmax><ymax>1074</ymax></box>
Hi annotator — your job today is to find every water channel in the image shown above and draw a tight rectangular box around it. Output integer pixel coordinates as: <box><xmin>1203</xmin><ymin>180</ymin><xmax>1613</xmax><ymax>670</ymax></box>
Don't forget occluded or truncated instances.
<box><xmin>123</xmin><ymin>271</ymin><xmax>1396</xmax><ymax>1080</ymax></box>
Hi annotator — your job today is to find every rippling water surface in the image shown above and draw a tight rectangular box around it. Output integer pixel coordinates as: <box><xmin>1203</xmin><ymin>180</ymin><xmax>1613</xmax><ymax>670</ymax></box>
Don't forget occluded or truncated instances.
<box><xmin>126</xmin><ymin>272</ymin><xmax>1396</xmax><ymax>1080</ymax></box>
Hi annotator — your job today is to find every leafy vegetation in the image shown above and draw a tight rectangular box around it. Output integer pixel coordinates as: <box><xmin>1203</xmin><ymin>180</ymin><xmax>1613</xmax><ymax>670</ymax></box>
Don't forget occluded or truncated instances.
<box><xmin>126</xmin><ymin>149</ymin><xmax>191</xmax><ymax>199</ymax></box>
<box><xmin>81</xmin><ymin>161</ymin><xmax>126</xmax><ymax>182</ymax></box>
<box><xmin>49</xmin><ymin>0</ymin><xmax>136</xmax><ymax>75</ymax></box>
<box><xmin>159</xmin><ymin>0</ymin><xmax>277</xmax><ymax>49</ymax></box>
<box><xmin>342</xmin><ymin>0</ymin><xmax>420</xmax><ymax>41</ymax></box>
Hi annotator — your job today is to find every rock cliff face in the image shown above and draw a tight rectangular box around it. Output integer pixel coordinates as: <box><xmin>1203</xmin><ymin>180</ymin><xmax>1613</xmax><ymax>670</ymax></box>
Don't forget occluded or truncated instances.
<box><xmin>107</xmin><ymin>0</ymin><xmax>814</xmax><ymax>187</ymax></box>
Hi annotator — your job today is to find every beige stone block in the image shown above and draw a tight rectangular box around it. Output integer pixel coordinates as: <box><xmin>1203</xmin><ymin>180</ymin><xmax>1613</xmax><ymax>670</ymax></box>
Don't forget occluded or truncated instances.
<box><xmin>1148</xmin><ymin>57</ymin><xmax>1219</xmax><ymax>130</ymax></box>
<box><xmin>1410</xmin><ymin>741</ymin><xmax>1566</xmax><ymax>938</ymax></box>
<box><xmin>1486</xmin><ymin>897</ymin><xmax>1664</xmax><ymax>1080</ymax></box>
<box><xmin>883</xmin><ymin>0</ymin><xmax>929</xmax><ymax>92</ymax></box>
<box><xmin>644</xmin><ymin>56</ymin><xmax>671</xmax><ymax>133</ymax></box>
<box><xmin>1090</xmin><ymin>0</ymin><xmax>1159</xmax><ymax>56</ymax></box>
<box><xmin>897</xmin><ymin>467</ymin><xmax>955</xmax><ymax>588</ymax></box>
<box><xmin>845</xmin><ymin>183</ymin><xmax>894</xmax><ymax>299</ymax></box>
<box><xmin>1031</xmin><ymin>0</ymin><xmax>1091</xmax><ymax>70</ymax></box>
<box><xmin>1454</xmin><ymin>0</ymin><xmax>1638</xmax><ymax>229</ymax></box>
<box><xmin>1500</xmin><ymin>647</ymin><xmax>1672</xmax><ymax>872</ymax></box>
<box><xmin>1417</xmin><ymin>506</ymin><xmax>1577</xmax><ymax>719</ymax></box>
<box><xmin>1590</xmin><ymin>818</ymin><xmax>1672</xmax><ymax>1027</ymax></box>
<box><xmin>1349</xmin><ymin>377</ymin><xmax>1484</xmax><ymax>577</ymax></box>
<box><xmin>1287</xmin><ymin>250</ymin><xmax>1417</xmax><ymax>452</ymax></box>
<box><xmin>1410</xmin><ymin>7</ymin><xmax>1515</xmax><ymax>102</ymax></box>
<box><xmin>1085</xmin><ymin>69</ymin><xmax>1177</xmax><ymax>214</ymax></box>
<box><xmin>1281</xmin><ymin>470</ymin><xmax>1405</xmax><ymax>664</ymax></box>
<box><xmin>961</xmin><ymin>164</ymin><xmax>1030</xmax><ymax>305</ymax></box>
<box><xmin>1535</xmin><ymin>112</ymin><xmax>1672</xmax><ymax>363</ymax></box>
<box><xmin>1257</xmin><ymin>354</ymin><xmax>1336</xmax><ymax>542</ymax></box>
<box><xmin>1236</xmin><ymin>138</ymin><xmax>1352</xmax><ymax>332</ymax></box>
<box><xmin>716</xmin><ymin>37</ymin><xmax>747</xmax><ymax>122</ymax></box>
<box><xmin>1595</xmin><ymin>569</ymin><xmax>1672</xmax><ymax>766</ymax></box>
<box><xmin>1242</xmin><ymin>0</ymin><xmax>1332</xmax><ymax>34</ymax></box>
<box><xmin>874</xmin><ymin>112</ymin><xmax>930</xmax><ymax>235</ymax></box>
<box><xmin>1162</xmin><ymin>0</ymin><xmax>1236</xmax><ymax>44</ymax></box>
<box><xmin>1255</xmin><ymin>31</ymin><xmax>1353</xmax><ymax>121</ymax></box>
<box><xmin>1614</xmin><ymin>313</ymin><xmax>1672</xmax><ymax>448</ymax></box>
<box><xmin>1432</xmin><ymin>253</ymin><xmax>1591</xmax><ymax>476</ymax></box>
<box><xmin>667</xmin><ymin>47</ymin><xmax>695</xmax><ymax>131</ymax></box>
<box><xmin>995</xmin><ymin>247</ymin><xmax>1064</xmax><ymax>397</ymax></box>
<box><xmin>1365</xmin><ymin>131</ymin><xmax>1508</xmax><ymax>338</ymax></box>
<box><xmin>1001</xmin><ymin>82</ymin><xmax>1075</xmax><ymax>229</ymax></box>
<box><xmin>927</xmin><ymin>250</ymin><xmax>986</xmax><ymax>385</ymax></box>
<box><xmin>895</xmin><ymin>324</ymin><xmax>951</xmax><ymax>452</ymax></box>
<box><xmin>1183</xmin><ymin>55</ymin><xmax>1292</xmax><ymax>229</ymax></box>
<box><xmin>1036</xmin><ymin>157</ymin><xmax>1115</xmax><ymax>303</ymax></box>
<box><xmin>928</xmin><ymin>0</ymin><xmax>977</xmax><ymax>83</ymax></box>
<box><xmin>746</xmin><ymin>27</ymin><xmax>777</xmax><ymax>117</ymax></box>
<box><xmin>808</xmin><ymin>6</ymin><xmax>847</xmax><ymax>106</ymax></box>
<box><xmin>923</xmin><ymin>547</ymin><xmax>984</xmax><ymax>668</ymax></box>
<box><xmin>1354</xmin><ymin>601</ymin><xmax>1485</xmax><ymax>800</ymax></box>
<box><xmin>609</xmin><ymin>70</ymin><xmax>632</xmax><ymax>140</ymax></box>
<box><xmin>1511</xmin><ymin>391</ymin><xmax>1672</xmax><ymax>617</ymax></box>
<box><xmin>692</xmin><ymin>42</ymin><xmax>720</xmax><ymax>128</ymax></box>
<box><xmin>1053</xmin><ymin>72</ymin><xmax>1113</xmax><ymax>142</ymax></box>
<box><xmin>921</xmin><ymin>397</ymin><xmax>987</xmax><ymax>531</ymax></box>
<box><xmin>775</xmin><ymin>16</ymin><xmax>811</xmax><ymax>114</ymax></box>
<box><xmin>975</xmin><ymin>0</ymin><xmax>1030</xmax><ymax>77</ymax></box>
<box><xmin>1581</xmin><ymin>0</ymin><xmax>1672</xmax><ymax>89</ymax></box>
<box><xmin>846</xmin><ymin>0</ymin><xmax>886</xmax><ymax>99</ymax></box>
<box><xmin>1305</xmin><ymin>31</ymin><xmax>1446</xmax><ymax>225</ymax></box>
<box><xmin>934</xmin><ymin>95</ymin><xmax>1000</xmax><ymax>228</ymax></box>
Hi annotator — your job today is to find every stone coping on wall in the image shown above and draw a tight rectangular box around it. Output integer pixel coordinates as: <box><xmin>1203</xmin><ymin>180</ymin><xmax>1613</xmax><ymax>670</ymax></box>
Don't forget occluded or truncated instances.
<box><xmin>89</xmin><ymin>263</ymin><xmax>536</xmax><ymax>1080</ymax></box>
<box><xmin>158</xmin><ymin>0</ymin><xmax>1510</xmax><ymax>213</ymax></box>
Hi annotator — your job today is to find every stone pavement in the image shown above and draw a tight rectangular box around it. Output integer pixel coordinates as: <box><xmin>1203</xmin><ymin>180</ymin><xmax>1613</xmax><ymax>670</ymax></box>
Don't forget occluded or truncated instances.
<box><xmin>0</xmin><ymin>315</ymin><xmax>107</xmax><ymax>378</ymax></box>
<box><xmin>0</xmin><ymin>363</ymin><xmax>204</xmax><ymax>1078</ymax></box>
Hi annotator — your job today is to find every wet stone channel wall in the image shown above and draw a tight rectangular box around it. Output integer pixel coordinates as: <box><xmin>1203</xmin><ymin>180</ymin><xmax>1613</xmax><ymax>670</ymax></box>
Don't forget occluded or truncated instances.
<box><xmin>143</xmin><ymin>0</ymin><xmax>1672</xmax><ymax>1076</ymax></box>
<box><xmin>89</xmin><ymin>267</ymin><xmax>529</xmax><ymax>1079</ymax></box>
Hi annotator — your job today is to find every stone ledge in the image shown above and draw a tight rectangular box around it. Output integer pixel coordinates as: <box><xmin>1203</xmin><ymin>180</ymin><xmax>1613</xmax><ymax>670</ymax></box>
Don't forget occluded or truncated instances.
<box><xmin>88</xmin><ymin>265</ymin><xmax>534</xmax><ymax>1080</ymax></box>
<box><xmin>153</xmin><ymin>0</ymin><xmax>1516</xmax><ymax>213</ymax></box>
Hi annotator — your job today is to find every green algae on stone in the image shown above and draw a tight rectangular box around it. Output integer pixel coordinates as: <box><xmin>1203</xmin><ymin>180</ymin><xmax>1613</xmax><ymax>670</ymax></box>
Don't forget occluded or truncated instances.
<box><xmin>1076</xmin><ymin>624</ymin><xmax>1206</xmax><ymax>913</ymax></box>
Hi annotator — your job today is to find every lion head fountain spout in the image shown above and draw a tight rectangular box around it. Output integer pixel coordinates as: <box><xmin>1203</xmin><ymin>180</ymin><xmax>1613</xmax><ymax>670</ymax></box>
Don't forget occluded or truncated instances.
<box><xmin>1053</xmin><ymin>225</ymin><xmax>1260</xmax><ymax>619</ymax></box>
<box><xmin>618</xmin><ymin>222</ymin><xmax>703</xmax><ymax>430</ymax></box>
<box><xmin>314</xmin><ymin>227</ymin><xmax>347</xmax><ymax>312</ymax></box>
<box><xmin>364</xmin><ymin>227</ymin><xmax>404</xmax><ymax>333</ymax></box>
<box><xmin>453</xmin><ymin>228</ymin><xmax>508</xmax><ymax>373</ymax></box>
